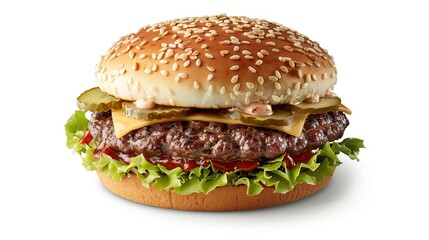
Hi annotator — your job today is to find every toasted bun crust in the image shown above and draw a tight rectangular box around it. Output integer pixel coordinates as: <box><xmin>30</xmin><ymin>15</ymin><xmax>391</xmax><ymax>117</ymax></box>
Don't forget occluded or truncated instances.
<box><xmin>96</xmin><ymin>15</ymin><xmax>337</xmax><ymax>108</ymax></box>
<box><xmin>97</xmin><ymin>171</ymin><xmax>333</xmax><ymax>211</ymax></box>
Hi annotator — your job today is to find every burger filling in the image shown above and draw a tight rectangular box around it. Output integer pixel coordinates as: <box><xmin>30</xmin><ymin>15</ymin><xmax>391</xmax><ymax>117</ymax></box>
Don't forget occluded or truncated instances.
<box><xmin>86</xmin><ymin>111</ymin><xmax>349</xmax><ymax>171</ymax></box>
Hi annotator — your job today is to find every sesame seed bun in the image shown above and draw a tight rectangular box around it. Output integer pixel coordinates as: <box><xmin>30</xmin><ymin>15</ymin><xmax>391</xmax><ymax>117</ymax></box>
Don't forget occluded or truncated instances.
<box><xmin>95</xmin><ymin>14</ymin><xmax>337</xmax><ymax>108</ymax></box>
<box><xmin>96</xmin><ymin>170</ymin><xmax>333</xmax><ymax>211</ymax></box>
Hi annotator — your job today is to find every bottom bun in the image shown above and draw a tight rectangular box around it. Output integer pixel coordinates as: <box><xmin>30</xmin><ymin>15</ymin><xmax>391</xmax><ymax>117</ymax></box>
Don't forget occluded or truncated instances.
<box><xmin>97</xmin><ymin>170</ymin><xmax>333</xmax><ymax>211</ymax></box>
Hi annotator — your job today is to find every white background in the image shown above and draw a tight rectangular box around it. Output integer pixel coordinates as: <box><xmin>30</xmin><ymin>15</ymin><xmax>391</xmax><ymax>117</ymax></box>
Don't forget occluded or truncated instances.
<box><xmin>1</xmin><ymin>0</ymin><xmax>428</xmax><ymax>239</ymax></box>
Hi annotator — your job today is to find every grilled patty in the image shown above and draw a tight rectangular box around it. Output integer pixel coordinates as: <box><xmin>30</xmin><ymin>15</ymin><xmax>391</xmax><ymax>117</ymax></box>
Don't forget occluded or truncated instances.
<box><xmin>88</xmin><ymin>111</ymin><xmax>348</xmax><ymax>163</ymax></box>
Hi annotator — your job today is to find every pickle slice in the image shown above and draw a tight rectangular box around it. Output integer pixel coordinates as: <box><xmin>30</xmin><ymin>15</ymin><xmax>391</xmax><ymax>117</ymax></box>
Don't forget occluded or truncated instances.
<box><xmin>291</xmin><ymin>97</ymin><xmax>341</xmax><ymax>114</ymax></box>
<box><xmin>122</xmin><ymin>102</ymin><xmax>192</xmax><ymax>120</ymax></box>
<box><xmin>238</xmin><ymin>108</ymin><xmax>293</xmax><ymax>126</ymax></box>
<box><xmin>77</xmin><ymin>87</ymin><xmax>122</xmax><ymax>112</ymax></box>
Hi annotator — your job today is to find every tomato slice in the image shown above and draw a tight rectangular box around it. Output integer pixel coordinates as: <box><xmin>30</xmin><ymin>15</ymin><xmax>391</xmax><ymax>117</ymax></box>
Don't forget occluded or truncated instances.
<box><xmin>212</xmin><ymin>160</ymin><xmax>259</xmax><ymax>172</ymax></box>
<box><xmin>79</xmin><ymin>129</ymin><xmax>93</xmax><ymax>145</ymax></box>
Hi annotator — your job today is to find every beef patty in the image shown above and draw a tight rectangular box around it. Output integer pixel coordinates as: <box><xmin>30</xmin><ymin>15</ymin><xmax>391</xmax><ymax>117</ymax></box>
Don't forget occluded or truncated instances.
<box><xmin>88</xmin><ymin>111</ymin><xmax>348</xmax><ymax>163</ymax></box>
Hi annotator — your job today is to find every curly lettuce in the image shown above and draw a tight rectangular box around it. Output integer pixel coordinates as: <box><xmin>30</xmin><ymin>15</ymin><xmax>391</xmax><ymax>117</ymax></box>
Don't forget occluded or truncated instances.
<box><xmin>65</xmin><ymin>110</ymin><xmax>364</xmax><ymax>196</ymax></box>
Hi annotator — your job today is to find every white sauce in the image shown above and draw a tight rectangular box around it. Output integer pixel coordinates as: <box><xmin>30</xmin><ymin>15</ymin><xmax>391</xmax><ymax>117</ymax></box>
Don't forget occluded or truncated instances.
<box><xmin>134</xmin><ymin>99</ymin><xmax>155</xmax><ymax>109</ymax></box>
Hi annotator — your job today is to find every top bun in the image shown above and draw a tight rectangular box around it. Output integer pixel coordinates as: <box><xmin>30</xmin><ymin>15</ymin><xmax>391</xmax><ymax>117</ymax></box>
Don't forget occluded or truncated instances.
<box><xmin>95</xmin><ymin>14</ymin><xmax>337</xmax><ymax>108</ymax></box>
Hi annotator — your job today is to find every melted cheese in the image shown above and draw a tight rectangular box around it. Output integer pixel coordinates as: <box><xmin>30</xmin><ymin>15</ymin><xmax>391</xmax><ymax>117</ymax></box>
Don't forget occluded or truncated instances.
<box><xmin>111</xmin><ymin>104</ymin><xmax>352</xmax><ymax>139</ymax></box>
<box><xmin>112</xmin><ymin>110</ymin><xmax>308</xmax><ymax>138</ymax></box>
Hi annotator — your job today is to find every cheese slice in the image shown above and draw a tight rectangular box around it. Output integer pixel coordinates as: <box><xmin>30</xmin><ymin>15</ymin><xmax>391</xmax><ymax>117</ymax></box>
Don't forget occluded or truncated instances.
<box><xmin>112</xmin><ymin>109</ymin><xmax>308</xmax><ymax>139</ymax></box>
<box><xmin>111</xmin><ymin>104</ymin><xmax>352</xmax><ymax>139</ymax></box>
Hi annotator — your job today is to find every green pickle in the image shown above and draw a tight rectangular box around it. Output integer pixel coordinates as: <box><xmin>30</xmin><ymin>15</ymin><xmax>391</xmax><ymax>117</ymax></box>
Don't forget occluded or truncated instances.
<box><xmin>122</xmin><ymin>102</ymin><xmax>192</xmax><ymax>120</ymax></box>
<box><xmin>290</xmin><ymin>97</ymin><xmax>341</xmax><ymax>114</ymax></box>
<box><xmin>237</xmin><ymin>108</ymin><xmax>294</xmax><ymax>126</ymax></box>
<box><xmin>77</xmin><ymin>87</ymin><xmax>122</xmax><ymax>112</ymax></box>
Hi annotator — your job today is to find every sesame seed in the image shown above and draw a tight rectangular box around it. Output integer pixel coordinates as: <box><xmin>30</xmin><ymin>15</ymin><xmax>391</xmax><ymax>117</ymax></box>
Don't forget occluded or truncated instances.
<box><xmin>220</xmin><ymin>86</ymin><xmax>226</xmax><ymax>94</ymax></box>
<box><xmin>245</xmin><ymin>97</ymin><xmax>251</xmax><ymax>105</ymax></box>
<box><xmin>287</xmin><ymin>88</ymin><xmax>291</xmax><ymax>95</ymax></box>
<box><xmin>183</xmin><ymin>60</ymin><xmax>191</xmax><ymax>67</ymax></box>
<box><xmin>139</xmin><ymin>40</ymin><xmax>147</xmax><ymax>46</ymax></box>
<box><xmin>265</xmin><ymin>41</ymin><xmax>276</xmax><ymax>46</ymax></box>
<box><xmin>244</xmin><ymin>55</ymin><xmax>254</xmax><ymax>59</ymax></box>
<box><xmin>225</xmin><ymin>29</ymin><xmax>235</xmax><ymax>34</ymax></box>
<box><xmin>132</xmin><ymin>62</ymin><xmax>139</xmax><ymax>71</ymax></box>
<box><xmin>195</xmin><ymin>37</ymin><xmax>203</xmax><ymax>43</ymax></box>
<box><xmin>207</xmin><ymin>73</ymin><xmax>214</xmax><ymax>81</ymax></box>
<box><xmin>196</xmin><ymin>58</ymin><xmax>202</xmax><ymax>67</ymax></box>
<box><xmin>194</xmin><ymin>81</ymin><xmax>200</xmax><ymax>89</ymax></box>
<box><xmin>314</xmin><ymin>61</ymin><xmax>321</xmax><ymax>68</ymax></box>
<box><xmin>129</xmin><ymin>50</ymin><xmax>135</xmax><ymax>58</ymax></box>
<box><xmin>241</xmin><ymin>40</ymin><xmax>250</xmax><ymax>44</ymax></box>
<box><xmin>180</xmin><ymin>54</ymin><xmax>188</xmax><ymax>61</ymax></box>
<box><xmin>231</xmin><ymin>40</ymin><xmax>241</xmax><ymax>45</ymax></box>
<box><xmin>257</xmin><ymin>76</ymin><xmax>264</xmax><ymax>85</ymax></box>
<box><xmin>220</xmin><ymin>40</ymin><xmax>231</xmax><ymax>45</ymax></box>
<box><xmin>230</xmin><ymin>36</ymin><xmax>239</xmax><ymax>41</ymax></box>
<box><xmin>280</xmin><ymin>66</ymin><xmax>289</xmax><ymax>73</ymax></box>
<box><xmin>284</xmin><ymin>46</ymin><xmax>293</xmax><ymax>51</ymax></box>
<box><xmin>311</xmin><ymin>74</ymin><xmax>318</xmax><ymax>81</ymax></box>
<box><xmin>297</xmin><ymin>49</ymin><xmax>306</xmax><ymax>54</ymax></box>
<box><xmin>159</xmin><ymin>59</ymin><xmax>168</xmax><ymax>64</ymax></box>
<box><xmin>119</xmin><ymin>69</ymin><xmax>126</xmax><ymax>75</ymax></box>
<box><xmin>233</xmin><ymin>84</ymin><xmax>241</xmax><ymax>92</ymax></box>
<box><xmin>230</xmin><ymin>92</ymin><xmax>236</xmax><ymax>100</ymax></box>
<box><xmin>201</xmin><ymin>44</ymin><xmax>208</xmax><ymax>49</ymax></box>
<box><xmin>297</xmin><ymin>69</ymin><xmax>303</xmax><ymax>78</ymax></box>
<box><xmin>144</xmin><ymin>69</ymin><xmax>152</xmax><ymax>74</ymax></box>
<box><xmin>138</xmin><ymin>54</ymin><xmax>147</xmax><ymax>59</ymax></box>
<box><xmin>257</xmin><ymin>52</ymin><xmax>264</xmax><ymax>58</ymax></box>
<box><xmin>275</xmin><ymin>82</ymin><xmax>282</xmax><ymax>90</ymax></box>
<box><xmin>160</xmin><ymin>70</ymin><xmax>168</xmax><ymax>76</ymax></box>
<box><xmin>172</xmin><ymin>63</ymin><xmax>178</xmax><ymax>71</ymax></box>
<box><xmin>121</xmin><ymin>46</ymin><xmax>131</xmax><ymax>54</ymax></box>
<box><xmin>269</xmin><ymin>76</ymin><xmax>278</xmax><ymax>81</ymax></box>
<box><xmin>152</xmin><ymin>36</ymin><xmax>160</xmax><ymax>42</ymax></box>
<box><xmin>157</xmin><ymin>52</ymin><xmax>165</xmax><ymax>60</ymax></box>
<box><xmin>261</xmin><ymin>50</ymin><xmax>269</xmax><ymax>56</ymax></box>
<box><xmin>322</xmin><ymin>73</ymin><xmax>328</xmax><ymax>80</ymax></box>
<box><xmin>246</xmin><ymin>82</ymin><xmax>255</xmax><ymax>89</ymax></box>
<box><xmin>174</xmin><ymin>75</ymin><xmax>181</xmax><ymax>82</ymax></box>
<box><xmin>248</xmin><ymin>66</ymin><xmax>256</xmax><ymax>73</ymax></box>
<box><xmin>233</xmin><ymin>46</ymin><xmax>240</xmax><ymax>51</ymax></box>
<box><xmin>272</xmin><ymin>95</ymin><xmax>281</xmax><ymax>103</ymax></box>
<box><xmin>305</xmin><ymin>74</ymin><xmax>312</xmax><ymax>82</ymax></box>
<box><xmin>255</xmin><ymin>60</ymin><xmax>263</xmax><ymax>65</ymax></box>
<box><xmin>220</xmin><ymin>50</ymin><xmax>229</xmax><ymax>56</ymax></box>
<box><xmin>152</xmin><ymin>64</ymin><xmax>158</xmax><ymax>71</ymax></box>
<box><xmin>207</xmin><ymin>65</ymin><xmax>215</xmax><ymax>72</ymax></box>
<box><xmin>294</xmin><ymin>82</ymin><xmax>301</xmax><ymax>90</ymax></box>
<box><xmin>230</xmin><ymin>65</ymin><xmax>240</xmax><ymax>71</ymax></box>
<box><xmin>230</xmin><ymin>55</ymin><xmax>240</xmax><ymax>60</ymax></box>
<box><xmin>272</xmin><ymin>48</ymin><xmax>280</xmax><ymax>53</ymax></box>
<box><xmin>178</xmin><ymin>72</ymin><xmax>187</xmax><ymax>78</ymax></box>
<box><xmin>288</xmin><ymin>60</ymin><xmax>295</xmax><ymax>68</ymax></box>
<box><xmin>231</xmin><ymin>75</ymin><xmax>239</xmax><ymax>83</ymax></box>
<box><xmin>255</xmin><ymin>91</ymin><xmax>264</xmax><ymax>96</ymax></box>
<box><xmin>205</xmin><ymin>53</ymin><xmax>214</xmax><ymax>59</ymax></box>
<box><xmin>208</xmin><ymin>84</ymin><xmax>214</xmax><ymax>93</ymax></box>
<box><xmin>242</xmin><ymin>50</ymin><xmax>251</xmax><ymax>55</ymax></box>
<box><xmin>165</xmin><ymin>49</ymin><xmax>174</xmax><ymax>58</ymax></box>
<box><xmin>275</xmin><ymin>70</ymin><xmax>281</xmax><ymax>79</ymax></box>
<box><xmin>152</xmin><ymin>53</ymin><xmax>157</xmax><ymax>59</ymax></box>
<box><xmin>302</xmin><ymin>83</ymin><xmax>309</xmax><ymax>89</ymax></box>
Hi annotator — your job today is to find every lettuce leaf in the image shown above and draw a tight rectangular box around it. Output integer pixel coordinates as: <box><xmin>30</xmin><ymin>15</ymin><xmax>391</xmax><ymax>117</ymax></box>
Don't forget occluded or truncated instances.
<box><xmin>65</xmin><ymin>110</ymin><xmax>364</xmax><ymax>196</ymax></box>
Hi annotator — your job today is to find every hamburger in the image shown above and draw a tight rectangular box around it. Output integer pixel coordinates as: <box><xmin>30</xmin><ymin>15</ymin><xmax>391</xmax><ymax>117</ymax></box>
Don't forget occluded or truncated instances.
<box><xmin>65</xmin><ymin>14</ymin><xmax>364</xmax><ymax>211</ymax></box>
